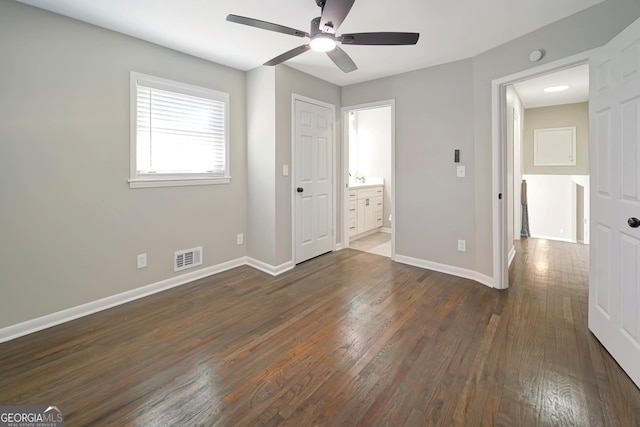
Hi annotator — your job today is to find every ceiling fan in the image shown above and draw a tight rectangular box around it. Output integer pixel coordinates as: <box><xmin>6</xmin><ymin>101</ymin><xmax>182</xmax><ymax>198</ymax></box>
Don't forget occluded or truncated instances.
<box><xmin>226</xmin><ymin>0</ymin><xmax>419</xmax><ymax>73</ymax></box>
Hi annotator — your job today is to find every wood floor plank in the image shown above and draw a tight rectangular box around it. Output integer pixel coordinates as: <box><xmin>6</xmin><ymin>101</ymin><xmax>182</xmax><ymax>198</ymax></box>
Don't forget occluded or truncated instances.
<box><xmin>1</xmin><ymin>239</ymin><xmax>639</xmax><ymax>425</ymax></box>
<box><xmin>451</xmin><ymin>312</ymin><xmax>501</xmax><ymax>426</ymax></box>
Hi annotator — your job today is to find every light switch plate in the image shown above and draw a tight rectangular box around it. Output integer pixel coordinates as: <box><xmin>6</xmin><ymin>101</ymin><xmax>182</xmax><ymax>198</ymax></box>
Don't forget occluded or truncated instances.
<box><xmin>457</xmin><ymin>165</ymin><xmax>466</xmax><ymax>178</ymax></box>
<box><xmin>283</xmin><ymin>165</ymin><xmax>289</xmax><ymax>176</ymax></box>
<box><xmin>137</xmin><ymin>253</ymin><xmax>147</xmax><ymax>269</ymax></box>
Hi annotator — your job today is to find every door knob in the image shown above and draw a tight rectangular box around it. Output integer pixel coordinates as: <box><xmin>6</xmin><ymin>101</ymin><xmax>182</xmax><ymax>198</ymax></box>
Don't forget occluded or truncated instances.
<box><xmin>629</xmin><ymin>217</ymin><xmax>640</xmax><ymax>228</ymax></box>
<box><xmin>296</xmin><ymin>187</ymin><xmax>304</xmax><ymax>193</ymax></box>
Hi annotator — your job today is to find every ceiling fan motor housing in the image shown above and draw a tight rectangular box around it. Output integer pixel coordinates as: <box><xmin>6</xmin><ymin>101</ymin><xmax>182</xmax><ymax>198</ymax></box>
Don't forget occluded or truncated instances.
<box><xmin>311</xmin><ymin>17</ymin><xmax>324</xmax><ymax>37</ymax></box>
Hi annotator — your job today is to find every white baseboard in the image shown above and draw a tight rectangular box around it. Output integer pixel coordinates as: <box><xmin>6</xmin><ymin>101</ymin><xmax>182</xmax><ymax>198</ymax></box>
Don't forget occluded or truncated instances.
<box><xmin>0</xmin><ymin>257</ymin><xmax>247</xmax><ymax>344</ymax></box>
<box><xmin>380</xmin><ymin>227</ymin><xmax>392</xmax><ymax>234</ymax></box>
<box><xmin>508</xmin><ymin>245</ymin><xmax>516</xmax><ymax>267</ymax></box>
<box><xmin>1</xmin><ymin>250</ymin><xmax>496</xmax><ymax>344</ymax></box>
<box><xmin>0</xmin><ymin>252</ymin><xmax>307</xmax><ymax>344</ymax></box>
<box><xmin>394</xmin><ymin>254</ymin><xmax>494</xmax><ymax>289</ymax></box>
<box><xmin>246</xmin><ymin>257</ymin><xmax>295</xmax><ymax>276</ymax></box>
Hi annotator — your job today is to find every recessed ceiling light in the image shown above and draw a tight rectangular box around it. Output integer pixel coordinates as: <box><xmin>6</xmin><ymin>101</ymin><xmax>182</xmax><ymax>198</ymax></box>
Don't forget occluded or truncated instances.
<box><xmin>544</xmin><ymin>85</ymin><xmax>569</xmax><ymax>93</ymax></box>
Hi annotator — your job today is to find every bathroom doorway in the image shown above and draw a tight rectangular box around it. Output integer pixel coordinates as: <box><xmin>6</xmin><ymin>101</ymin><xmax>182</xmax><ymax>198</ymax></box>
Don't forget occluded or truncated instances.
<box><xmin>342</xmin><ymin>100</ymin><xmax>395</xmax><ymax>258</ymax></box>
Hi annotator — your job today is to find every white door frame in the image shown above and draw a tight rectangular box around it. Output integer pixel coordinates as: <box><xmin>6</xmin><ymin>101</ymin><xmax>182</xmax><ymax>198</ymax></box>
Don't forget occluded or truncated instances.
<box><xmin>513</xmin><ymin>109</ymin><xmax>522</xmax><ymax>247</ymax></box>
<box><xmin>341</xmin><ymin>99</ymin><xmax>396</xmax><ymax>259</ymax></box>
<box><xmin>291</xmin><ymin>93</ymin><xmax>337</xmax><ymax>263</ymax></box>
<box><xmin>491</xmin><ymin>50</ymin><xmax>593</xmax><ymax>289</ymax></box>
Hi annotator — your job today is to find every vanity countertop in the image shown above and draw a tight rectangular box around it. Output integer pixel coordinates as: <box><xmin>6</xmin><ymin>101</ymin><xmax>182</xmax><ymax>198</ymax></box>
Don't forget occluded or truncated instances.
<box><xmin>348</xmin><ymin>179</ymin><xmax>384</xmax><ymax>189</ymax></box>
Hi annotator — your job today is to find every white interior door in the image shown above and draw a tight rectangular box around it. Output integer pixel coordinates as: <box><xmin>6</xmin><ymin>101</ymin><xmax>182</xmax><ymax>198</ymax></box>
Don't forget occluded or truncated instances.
<box><xmin>294</xmin><ymin>99</ymin><xmax>333</xmax><ymax>263</ymax></box>
<box><xmin>589</xmin><ymin>17</ymin><xmax>640</xmax><ymax>389</ymax></box>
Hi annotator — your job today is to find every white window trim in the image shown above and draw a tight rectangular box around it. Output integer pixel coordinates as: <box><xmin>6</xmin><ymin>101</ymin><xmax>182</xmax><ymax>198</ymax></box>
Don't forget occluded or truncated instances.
<box><xmin>129</xmin><ymin>72</ymin><xmax>231</xmax><ymax>189</ymax></box>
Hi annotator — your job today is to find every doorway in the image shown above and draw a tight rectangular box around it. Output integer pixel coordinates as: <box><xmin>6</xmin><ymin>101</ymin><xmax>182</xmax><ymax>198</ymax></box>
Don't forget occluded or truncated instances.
<box><xmin>342</xmin><ymin>100</ymin><xmax>395</xmax><ymax>259</ymax></box>
<box><xmin>510</xmin><ymin>63</ymin><xmax>590</xmax><ymax>250</ymax></box>
<box><xmin>492</xmin><ymin>52</ymin><xmax>592</xmax><ymax>289</ymax></box>
<box><xmin>492</xmin><ymin>17</ymin><xmax>640</xmax><ymax>391</ymax></box>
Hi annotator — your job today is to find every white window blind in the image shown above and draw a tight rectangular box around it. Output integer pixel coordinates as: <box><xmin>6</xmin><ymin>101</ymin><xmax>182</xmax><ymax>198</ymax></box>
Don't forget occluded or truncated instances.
<box><xmin>130</xmin><ymin>72</ymin><xmax>230</xmax><ymax>188</ymax></box>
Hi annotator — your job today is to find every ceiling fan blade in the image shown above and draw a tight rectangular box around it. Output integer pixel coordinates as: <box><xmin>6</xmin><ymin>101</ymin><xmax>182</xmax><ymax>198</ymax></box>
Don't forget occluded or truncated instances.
<box><xmin>227</xmin><ymin>14</ymin><xmax>309</xmax><ymax>38</ymax></box>
<box><xmin>319</xmin><ymin>0</ymin><xmax>355</xmax><ymax>34</ymax></box>
<box><xmin>264</xmin><ymin>45</ymin><xmax>311</xmax><ymax>66</ymax></box>
<box><xmin>326</xmin><ymin>46</ymin><xmax>357</xmax><ymax>73</ymax></box>
<box><xmin>340</xmin><ymin>32</ymin><xmax>420</xmax><ymax>45</ymax></box>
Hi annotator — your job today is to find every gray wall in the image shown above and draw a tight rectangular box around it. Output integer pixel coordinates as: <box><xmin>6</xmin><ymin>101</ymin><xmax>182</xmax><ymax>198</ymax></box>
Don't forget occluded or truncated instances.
<box><xmin>342</xmin><ymin>59</ymin><xmax>476</xmax><ymax>270</ymax></box>
<box><xmin>523</xmin><ymin>102</ymin><xmax>589</xmax><ymax>175</ymax></box>
<box><xmin>344</xmin><ymin>0</ymin><xmax>640</xmax><ymax>278</ymax></box>
<box><xmin>3</xmin><ymin>0</ymin><xmax>640</xmax><ymax>331</ymax></box>
<box><xmin>275</xmin><ymin>65</ymin><xmax>342</xmax><ymax>265</ymax></box>
<box><xmin>246</xmin><ymin>67</ymin><xmax>277</xmax><ymax>265</ymax></box>
<box><xmin>0</xmin><ymin>1</ymin><xmax>247</xmax><ymax>329</ymax></box>
<box><xmin>244</xmin><ymin>65</ymin><xmax>341</xmax><ymax>268</ymax></box>
<box><xmin>471</xmin><ymin>0</ymin><xmax>640</xmax><ymax>277</ymax></box>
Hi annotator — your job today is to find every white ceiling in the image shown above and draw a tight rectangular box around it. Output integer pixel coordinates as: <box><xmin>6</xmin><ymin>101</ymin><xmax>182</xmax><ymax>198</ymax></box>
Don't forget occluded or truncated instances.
<box><xmin>513</xmin><ymin>63</ymin><xmax>590</xmax><ymax>109</ymax></box>
<box><xmin>16</xmin><ymin>0</ymin><xmax>604</xmax><ymax>86</ymax></box>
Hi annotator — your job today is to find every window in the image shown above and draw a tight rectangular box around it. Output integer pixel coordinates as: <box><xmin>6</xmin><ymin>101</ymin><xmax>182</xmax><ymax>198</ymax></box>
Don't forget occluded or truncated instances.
<box><xmin>129</xmin><ymin>72</ymin><xmax>230</xmax><ymax>188</ymax></box>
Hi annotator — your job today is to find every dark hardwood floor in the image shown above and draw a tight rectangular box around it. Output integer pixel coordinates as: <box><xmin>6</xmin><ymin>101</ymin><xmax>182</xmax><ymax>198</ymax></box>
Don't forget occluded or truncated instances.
<box><xmin>1</xmin><ymin>238</ymin><xmax>639</xmax><ymax>426</ymax></box>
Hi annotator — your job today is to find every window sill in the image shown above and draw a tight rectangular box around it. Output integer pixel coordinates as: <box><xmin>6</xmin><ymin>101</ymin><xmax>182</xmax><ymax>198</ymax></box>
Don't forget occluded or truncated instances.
<box><xmin>128</xmin><ymin>176</ymin><xmax>231</xmax><ymax>189</ymax></box>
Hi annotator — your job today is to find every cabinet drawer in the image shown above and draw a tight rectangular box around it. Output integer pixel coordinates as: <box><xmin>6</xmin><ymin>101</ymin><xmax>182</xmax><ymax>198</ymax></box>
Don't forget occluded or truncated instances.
<box><xmin>348</xmin><ymin>218</ymin><xmax>357</xmax><ymax>236</ymax></box>
<box><xmin>374</xmin><ymin>187</ymin><xmax>383</xmax><ymax>196</ymax></box>
<box><xmin>376</xmin><ymin>214</ymin><xmax>383</xmax><ymax>226</ymax></box>
<box><xmin>348</xmin><ymin>201</ymin><xmax>357</xmax><ymax>219</ymax></box>
<box><xmin>373</xmin><ymin>196</ymin><xmax>383</xmax><ymax>213</ymax></box>
<box><xmin>348</xmin><ymin>190</ymin><xmax>357</xmax><ymax>200</ymax></box>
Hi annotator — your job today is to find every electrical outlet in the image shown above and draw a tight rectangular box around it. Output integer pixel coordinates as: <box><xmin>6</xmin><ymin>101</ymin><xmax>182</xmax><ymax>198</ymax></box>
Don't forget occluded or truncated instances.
<box><xmin>456</xmin><ymin>165</ymin><xmax>466</xmax><ymax>178</ymax></box>
<box><xmin>283</xmin><ymin>165</ymin><xmax>289</xmax><ymax>176</ymax></box>
<box><xmin>457</xmin><ymin>240</ymin><xmax>466</xmax><ymax>252</ymax></box>
<box><xmin>237</xmin><ymin>233</ymin><xmax>244</xmax><ymax>245</ymax></box>
<box><xmin>137</xmin><ymin>253</ymin><xmax>147</xmax><ymax>269</ymax></box>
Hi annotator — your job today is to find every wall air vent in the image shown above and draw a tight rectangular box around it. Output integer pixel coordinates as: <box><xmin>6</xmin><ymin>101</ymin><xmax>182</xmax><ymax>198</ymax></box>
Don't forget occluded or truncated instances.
<box><xmin>174</xmin><ymin>246</ymin><xmax>203</xmax><ymax>272</ymax></box>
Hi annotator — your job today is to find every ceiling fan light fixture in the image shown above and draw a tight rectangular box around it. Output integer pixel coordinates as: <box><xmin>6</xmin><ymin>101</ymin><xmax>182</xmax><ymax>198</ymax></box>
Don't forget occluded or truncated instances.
<box><xmin>227</xmin><ymin>0</ymin><xmax>419</xmax><ymax>73</ymax></box>
<box><xmin>544</xmin><ymin>85</ymin><xmax>569</xmax><ymax>93</ymax></box>
<box><xmin>310</xmin><ymin>34</ymin><xmax>337</xmax><ymax>52</ymax></box>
